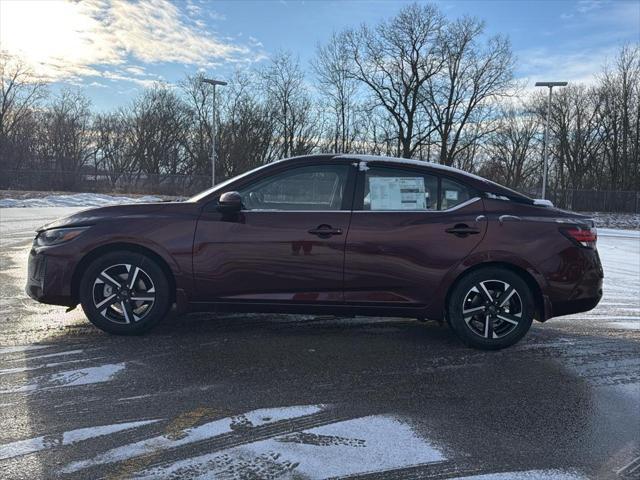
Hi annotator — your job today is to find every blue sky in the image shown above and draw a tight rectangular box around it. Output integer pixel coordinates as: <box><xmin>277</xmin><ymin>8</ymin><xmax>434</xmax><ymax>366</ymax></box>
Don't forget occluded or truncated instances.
<box><xmin>1</xmin><ymin>0</ymin><xmax>638</xmax><ymax>111</ymax></box>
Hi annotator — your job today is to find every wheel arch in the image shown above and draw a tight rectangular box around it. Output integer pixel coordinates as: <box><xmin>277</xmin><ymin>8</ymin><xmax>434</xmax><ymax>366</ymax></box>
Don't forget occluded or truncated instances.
<box><xmin>444</xmin><ymin>261</ymin><xmax>546</xmax><ymax>322</ymax></box>
<box><xmin>71</xmin><ymin>243</ymin><xmax>177</xmax><ymax>305</ymax></box>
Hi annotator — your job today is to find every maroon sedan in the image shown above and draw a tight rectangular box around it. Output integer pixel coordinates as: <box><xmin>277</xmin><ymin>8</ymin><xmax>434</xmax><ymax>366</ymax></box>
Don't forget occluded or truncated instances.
<box><xmin>26</xmin><ymin>155</ymin><xmax>603</xmax><ymax>349</ymax></box>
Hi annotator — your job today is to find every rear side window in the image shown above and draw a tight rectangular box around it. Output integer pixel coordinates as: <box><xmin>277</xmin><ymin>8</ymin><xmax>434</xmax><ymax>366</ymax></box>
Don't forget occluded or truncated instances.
<box><xmin>440</xmin><ymin>178</ymin><xmax>472</xmax><ymax>210</ymax></box>
<box><xmin>363</xmin><ymin>167</ymin><xmax>438</xmax><ymax>211</ymax></box>
<box><xmin>361</xmin><ymin>166</ymin><xmax>475</xmax><ymax>211</ymax></box>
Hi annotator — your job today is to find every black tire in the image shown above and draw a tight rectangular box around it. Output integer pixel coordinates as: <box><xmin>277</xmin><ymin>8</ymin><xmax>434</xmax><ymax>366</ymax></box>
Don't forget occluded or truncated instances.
<box><xmin>79</xmin><ymin>251</ymin><xmax>171</xmax><ymax>335</ymax></box>
<box><xmin>447</xmin><ymin>267</ymin><xmax>534</xmax><ymax>350</ymax></box>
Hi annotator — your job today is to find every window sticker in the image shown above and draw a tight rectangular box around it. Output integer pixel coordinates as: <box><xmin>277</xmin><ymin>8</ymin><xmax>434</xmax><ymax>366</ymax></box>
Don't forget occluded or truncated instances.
<box><xmin>369</xmin><ymin>177</ymin><xmax>426</xmax><ymax>210</ymax></box>
<box><xmin>445</xmin><ymin>190</ymin><xmax>459</xmax><ymax>201</ymax></box>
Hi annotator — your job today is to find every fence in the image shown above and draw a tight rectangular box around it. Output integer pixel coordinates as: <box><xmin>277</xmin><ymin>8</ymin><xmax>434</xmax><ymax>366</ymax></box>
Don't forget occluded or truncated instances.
<box><xmin>525</xmin><ymin>189</ymin><xmax>640</xmax><ymax>213</ymax></box>
<box><xmin>1</xmin><ymin>169</ymin><xmax>639</xmax><ymax>212</ymax></box>
<box><xmin>0</xmin><ymin>170</ymin><xmax>212</xmax><ymax>197</ymax></box>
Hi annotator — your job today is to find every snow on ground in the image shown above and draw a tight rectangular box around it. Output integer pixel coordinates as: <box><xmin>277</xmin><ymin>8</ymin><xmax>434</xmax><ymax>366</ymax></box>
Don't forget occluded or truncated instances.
<box><xmin>122</xmin><ymin>413</ymin><xmax>445</xmax><ymax>479</ymax></box>
<box><xmin>0</xmin><ymin>419</ymin><xmax>160</xmax><ymax>460</ymax></box>
<box><xmin>451</xmin><ymin>470</ymin><xmax>586</xmax><ymax>480</ymax></box>
<box><xmin>0</xmin><ymin>192</ymin><xmax>162</xmax><ymax>208</ymax></box>
<box><xmin>63</xmin><ymin>405</ymin><xmax>327</xmax><ymax>473</ymax></box>
<box><xmin>586</xmin><ymin>212</ymin><xmax>639</xmax><ymax>230</ymax></box>
<box><xmin>0</xmin><ymin>362</ymin><xmax>126</xmax><ymax>394</ymax></box>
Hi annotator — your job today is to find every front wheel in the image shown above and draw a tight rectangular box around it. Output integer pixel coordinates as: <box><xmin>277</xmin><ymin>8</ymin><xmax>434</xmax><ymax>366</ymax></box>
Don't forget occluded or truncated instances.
<box><xmin>79</xmin><ymin>251</ymin><xmax>171</xmax><ymax>335</ymax></box>
<box><xmin>447</xmin><ymin>267</ymin><xmax>534</xmax><ymax>350</ymax></box>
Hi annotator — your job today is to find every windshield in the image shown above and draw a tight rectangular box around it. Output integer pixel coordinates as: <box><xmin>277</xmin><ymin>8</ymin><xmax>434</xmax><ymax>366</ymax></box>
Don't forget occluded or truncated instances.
<box><xmin>186</xmin><ymin>162</ymin><xmax>276</xmax><ymax>202</ymax></box>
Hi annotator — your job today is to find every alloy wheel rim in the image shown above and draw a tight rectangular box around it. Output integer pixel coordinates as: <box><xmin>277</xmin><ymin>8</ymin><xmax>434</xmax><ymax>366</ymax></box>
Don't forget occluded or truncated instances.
<box><xmin>461</xmin><ymin>280</ymin><xmax>523</xmax><ymax>339</ymax></box>
<box><xmin>92</xmin><ymin>264</ymin><xmax>155</xmax><ymax>324</ymax></box>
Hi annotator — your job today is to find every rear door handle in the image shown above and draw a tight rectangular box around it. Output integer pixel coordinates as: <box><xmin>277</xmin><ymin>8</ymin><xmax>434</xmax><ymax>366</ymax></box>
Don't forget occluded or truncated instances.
<box><xmin>445</xmin><ymin>224</ymin><xmax>480</xmax><ymax>237</ymax></box>
<box><xmin>308</xmin><ymin>224</ymin><xmax>343</xmax><ymax>238</ymax></box>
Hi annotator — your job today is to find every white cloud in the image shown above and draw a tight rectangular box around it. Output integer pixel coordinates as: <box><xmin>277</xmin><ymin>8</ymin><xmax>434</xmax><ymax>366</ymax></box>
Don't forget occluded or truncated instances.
<box><xmin>101</xmin><ymin>69</ymin><xmax>161</xmax><ymax>89</ymax></box>
<box><xmin>576</xmin><ymin>0</ymin><xmax>605</xmax><ymax>14</ymax></box>
<box><xmin>0</xmin><ymin>0</ymin><xmax>261</xmax><ymax>82</ymax></box>
<box><xmin>515</xmin><ymin>45</ymin><xmax>622</xmax><ymax>99</ymax></box>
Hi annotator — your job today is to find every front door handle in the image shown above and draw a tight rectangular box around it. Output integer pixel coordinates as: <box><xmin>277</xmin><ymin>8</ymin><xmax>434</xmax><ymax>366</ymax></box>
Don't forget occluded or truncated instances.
<box><xmin>445</xmin><ymin>224</ymin><xmax>480</xmax><ymax>237</ymax></box>
<box><xmin>308</xmin><ymin>224</ymin><xmax>343</xmax><ymax>238</ymax></box>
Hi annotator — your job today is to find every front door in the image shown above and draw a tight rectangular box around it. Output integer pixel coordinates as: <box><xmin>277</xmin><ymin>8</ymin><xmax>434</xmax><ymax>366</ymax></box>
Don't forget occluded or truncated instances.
<box><xmin>192</xmin><ymin>163</ymin><xmax>354</xmax><ymax>303</ymax></box>
<box><xmin>344</xmin><ymin>164</ymin><xmax>486</xmax><ymax>306</ymax></box>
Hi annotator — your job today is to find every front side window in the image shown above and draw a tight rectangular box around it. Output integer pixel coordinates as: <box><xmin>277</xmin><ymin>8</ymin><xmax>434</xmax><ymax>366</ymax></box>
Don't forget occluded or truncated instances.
<box><xmin>238</xmin><ymin>164</ymin><xmax>349</xmax><ymax>211</ymax></box>
<box><xmin>363</xmin><ymin>167</ymin><xmax>438</xmax><ymax>211</ymax></box>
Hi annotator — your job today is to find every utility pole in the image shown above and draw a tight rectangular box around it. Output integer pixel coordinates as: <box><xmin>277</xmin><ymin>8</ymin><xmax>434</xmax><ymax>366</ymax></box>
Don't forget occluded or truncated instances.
<box><xmin>202</xmin><ymin>78</ymin><xmax>228</xmax><ymax>186</ymax></box>
<box><xmin>535</xmin><ymin>81</ymin><xmax>567</xmax><ymax>199</ymax></box>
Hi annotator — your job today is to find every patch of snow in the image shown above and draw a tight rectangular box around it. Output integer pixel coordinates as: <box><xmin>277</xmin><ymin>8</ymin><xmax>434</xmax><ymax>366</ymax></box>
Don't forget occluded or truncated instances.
<box><xmin>133</xmin><ymin>415</ymin><xmax>445</xmax><ymax>480</ymax></box>
<box><xmin>0</xmin><ymin>345</ymin><xmax>50</xmax><ymax>355</ymax></box>
<box><xmin>607</xmin><ymin>321</ymin><xmax>640</xmax><ymax>330</ymax></box>
<box><xmin>0</xmin><ymin>193</ymin><xmax>161</xmax><ymax>208</ymax></box>
<box><xmin>3</xmin><ymin>349</ymin><xmax>85</xmax><ymax>363</ymax></box>
<box><xmin>0</xmin><ymin>363</ymin><xmax>125</xmax><ymax>393</ymax></box>
<box><xmin>598</xmin><ymin>228</ymin><xmax>640</xmax><ymax>238</ymax></box>
<box><xmin>118</xmin><ymin>394</ymin><xmax>155</xmax><ymax>401</ymax></box>
<box><xmin>451</xmin><ymin>469</ymin><xmax>586</xmax><ymax>479</ymax></box>
<box><xmin>62</xmin><ymin>404</ymin><xmax>326</xmax><ymax>473</ymax></box>
<box><xmin>586</xmin><ymin>212</ymin><xmax>639</xmax><ymax>230</ymax></box>
<box><xmin>533</xmin><ymin>199</ymin><xmax>554</xmax><ymax>207</ymax></box>
<box><xmin>0</xmin><ymin>420</ymin><xmax>160</xmax><ymax>460</ymax></box>
<box><xmin>0</xmin><ymin>358</ymin><xmax>87</xmax><ymax>376</ymax></box>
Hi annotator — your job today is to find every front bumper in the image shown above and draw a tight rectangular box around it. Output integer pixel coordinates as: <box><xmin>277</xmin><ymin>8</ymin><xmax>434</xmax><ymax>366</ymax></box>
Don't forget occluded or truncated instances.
<box><xmin>26</xmin><ymin>249</ymin><xmax>75</xmax><ymax>307</ymax></box>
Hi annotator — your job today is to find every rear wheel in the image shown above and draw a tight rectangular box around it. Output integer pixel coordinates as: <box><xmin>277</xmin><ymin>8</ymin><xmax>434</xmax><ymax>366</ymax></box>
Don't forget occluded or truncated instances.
<box><xmin>447</xmin><ymin>267</ymin><xmax>534</xmax><ymax>350</ymax></box>
<box><xmin>79</xmin><ymin>251</ymin><xmax>171</xmax><ymax>335</ymax></box>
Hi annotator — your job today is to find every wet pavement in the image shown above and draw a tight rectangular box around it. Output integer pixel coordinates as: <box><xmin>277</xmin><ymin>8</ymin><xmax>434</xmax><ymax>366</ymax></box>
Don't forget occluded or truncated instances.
<box><xmin>0</xmin><ymin>208</ymin><xmax>638</xmax><ymax>479</ymax></box>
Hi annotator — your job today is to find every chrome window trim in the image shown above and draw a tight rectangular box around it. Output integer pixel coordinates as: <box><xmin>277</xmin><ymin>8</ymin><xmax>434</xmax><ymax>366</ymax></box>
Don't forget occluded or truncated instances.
<box><xmin>237</xmin><ymin>197</ymin><xmax>481</xmax><ymax>213</ymax></box>
<box><xmin>240</xmin><ymin>209</ymin><xmax>352</xmax><ymax>213</ymax></box>
<box><xmin>353</xmin><ymin>196</ymin><xmax>481</xmax><ymax>213</ymax></box>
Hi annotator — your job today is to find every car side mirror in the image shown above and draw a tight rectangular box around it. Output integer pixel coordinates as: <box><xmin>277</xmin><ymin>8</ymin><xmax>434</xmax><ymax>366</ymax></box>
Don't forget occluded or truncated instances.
<box><xmin>217</xmin><ymin>191</ymin><xmax>243</xmax><ymax>213</ymax></box>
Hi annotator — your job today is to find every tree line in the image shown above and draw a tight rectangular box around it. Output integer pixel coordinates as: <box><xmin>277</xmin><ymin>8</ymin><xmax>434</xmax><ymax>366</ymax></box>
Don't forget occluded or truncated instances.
<box><xmin>1</xmin><ymin>3</ymin><xmax>638</xmax><ymax>196</ymax></box>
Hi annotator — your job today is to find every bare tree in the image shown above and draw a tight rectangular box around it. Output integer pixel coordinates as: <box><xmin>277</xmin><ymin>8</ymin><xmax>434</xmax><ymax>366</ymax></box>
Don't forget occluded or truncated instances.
<box><xmin>538</xmin><ymin>85</ymin><xmax>604</xmax><ymax>192</ymax></box>
<box><xmin>313</xmin><ymin>32</ymin><xmax>363</xmax><ymax>153</ymax></box>
<box><xmin>0</xmin><ymin>54</ymin><xmax>46</xmax><ymax>172</ymax></box>
<box><xmin>94</xmin><ymin>111</ymin><xmax>136</xmax><ymax>189</ymax></box>
<box><xmin>180</xmin><ymin>73</ymin><xmax>214</xmax><ymax>177</ymax></box>
<box><xmin>340</xmin><ymin>3</ymin><xmax>445</xmax><ymax>158</ymax></box>
<box><xmin>217</xmin><ymin>71</ymin><xmax>275</xmax><ymax>179</ymax></box>
<box><xmin>598</xmin><ymin>45</ymin><xmax>640</xmax><ymax>190</ymax></box>
<box><xmin>261</xmin><ymin>52</ymin><xmax>321</xmax><ymax>158</ymax></box>
<box><xmin>424</xmin><ymin>17</ymin><xmax>515</xmax><ymax>167</ymax></box>
<box><xmin>481</xmin><ymin>103</ymin><xmax>540</xmax><ymax>189</ymax></box>
<box><xmin>128</xmin><ymin>85</ymin><xmax>189</xmax><ymax>179</ymax></box>
<box><xmin>38</xmin><ymin>90</ymin><xmax>93</xmax><ymax>189</ymax></box>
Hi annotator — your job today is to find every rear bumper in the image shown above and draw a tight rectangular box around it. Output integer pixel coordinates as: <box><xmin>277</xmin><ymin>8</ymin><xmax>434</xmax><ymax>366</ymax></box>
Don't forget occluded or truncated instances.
<box><xmin>550</xmin><ymin>295</ymin><xmax>602</xmax><ymax>317</ymax></box>
<box><xmin>545</xmin><ymin>247</ymin><xmax>603</xmax><ymax>319</ymax></box>
<box><xmin>26</xmin><ymin>249</ymin><xmax>76</xmax><ymax>307</ymax></box>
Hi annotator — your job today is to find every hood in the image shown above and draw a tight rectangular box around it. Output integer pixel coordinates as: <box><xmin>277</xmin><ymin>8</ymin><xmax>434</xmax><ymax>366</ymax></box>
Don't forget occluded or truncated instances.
<box><xmin>37</xmin><ymin>202</ymin><xmax>194</xmax><ymax>232</ymax></box>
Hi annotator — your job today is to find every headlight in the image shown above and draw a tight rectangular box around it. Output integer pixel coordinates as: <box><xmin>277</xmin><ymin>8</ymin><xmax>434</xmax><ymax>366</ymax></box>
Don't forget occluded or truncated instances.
<box><xmin>35</xmin><ymin>227</ymin><xmax>89</xmax><ymax>247</ymax></box>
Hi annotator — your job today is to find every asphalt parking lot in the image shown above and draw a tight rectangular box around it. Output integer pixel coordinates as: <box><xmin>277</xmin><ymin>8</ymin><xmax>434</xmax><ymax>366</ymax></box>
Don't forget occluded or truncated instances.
<box><xmin>1</xmin><ymin>208</ymin><xmax>639</xmax><ymax>480</ymax></box>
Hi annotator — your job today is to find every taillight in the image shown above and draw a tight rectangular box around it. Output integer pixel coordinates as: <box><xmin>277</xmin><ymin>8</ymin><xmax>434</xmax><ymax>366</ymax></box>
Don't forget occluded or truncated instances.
<box><xmin>561</xmin><ymin>226</ymin><xmax>597</xmax><ymax>248</ymax></box>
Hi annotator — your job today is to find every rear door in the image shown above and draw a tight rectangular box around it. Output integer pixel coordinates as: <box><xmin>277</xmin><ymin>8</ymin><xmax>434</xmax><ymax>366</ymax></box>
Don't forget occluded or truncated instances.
<box><xmin>343</xmin><ymin>163</ymin><xmax>486</xmax><ymax>306</ymax></box>
<box><xmin>192</xmin><ymin>162</ymin><xmax>355</xmax><ymax>304</ymax></box>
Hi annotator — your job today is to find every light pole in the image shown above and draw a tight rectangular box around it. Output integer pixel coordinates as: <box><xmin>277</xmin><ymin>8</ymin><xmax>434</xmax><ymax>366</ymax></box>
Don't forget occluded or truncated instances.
<box><xmin>535</xmin><ymin>81</ymin><xmax>567</xmax><ymax>199</ymax></box>
<box><xmin>202</xmin><ymin>78</ymin><xmax>227</xmax><ymax>186</ymax></box>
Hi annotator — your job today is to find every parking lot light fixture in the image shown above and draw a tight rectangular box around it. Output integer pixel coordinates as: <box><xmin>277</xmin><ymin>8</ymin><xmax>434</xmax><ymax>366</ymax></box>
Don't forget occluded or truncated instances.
<box><xmin>535</xmin><ymin>81</ymin><xmax>568</xmax><ymax>199</ymax></box>
<box><xmin>201</xmin><ymin>78</ymin><xmax>228</xmax><ymax>187</ymax></box>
